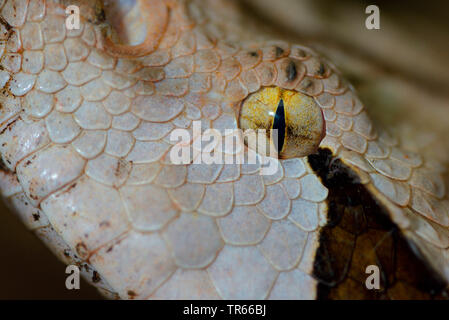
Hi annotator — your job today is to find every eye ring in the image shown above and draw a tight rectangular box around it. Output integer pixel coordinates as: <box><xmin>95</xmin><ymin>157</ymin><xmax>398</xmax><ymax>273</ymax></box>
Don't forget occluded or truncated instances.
<box><xmin>238</xmin><ymin>87</ymin><xmax>325</xmax><ymax>159</ymax></box>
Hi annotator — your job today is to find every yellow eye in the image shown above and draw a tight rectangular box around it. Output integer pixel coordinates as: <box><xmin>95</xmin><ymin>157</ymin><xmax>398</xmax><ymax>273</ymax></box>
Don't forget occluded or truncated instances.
<box><xmin>238</xmin><ymin>87</ymin><xmax>325</xmax><ymax>159</ymax></box>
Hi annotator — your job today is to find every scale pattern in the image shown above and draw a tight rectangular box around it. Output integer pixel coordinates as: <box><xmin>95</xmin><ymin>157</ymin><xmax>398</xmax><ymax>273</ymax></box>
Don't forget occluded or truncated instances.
<box><xmin>0</xmin><ymin>0</ymin><xmax>447</xmax><ymax>299</ymax></box>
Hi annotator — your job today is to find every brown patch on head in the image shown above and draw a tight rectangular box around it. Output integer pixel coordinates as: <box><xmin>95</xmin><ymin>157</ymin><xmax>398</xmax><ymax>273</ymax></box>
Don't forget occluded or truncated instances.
<box><xmin>308</xmin><ymin>148</ymin><xmax>448</xmax><ymax>300</ymax></box>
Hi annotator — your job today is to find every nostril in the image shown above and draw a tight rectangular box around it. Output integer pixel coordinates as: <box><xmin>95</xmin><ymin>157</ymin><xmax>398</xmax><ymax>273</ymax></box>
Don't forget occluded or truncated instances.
<box><xmin>101</xmin><ymin>0</ymin><xmax>169</xmax><ymax>58</ymax></box>
<box><xmin>103</xmin><ymin>0</ymin><xmax>147</xmax><ymax>46</ymax></box>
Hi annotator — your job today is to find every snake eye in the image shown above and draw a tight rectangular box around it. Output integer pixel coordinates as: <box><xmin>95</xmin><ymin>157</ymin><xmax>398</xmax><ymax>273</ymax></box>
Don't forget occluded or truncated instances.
<box><xmin>238</xmin><ymin>87</ymin><xmax>325</xmax><ymax>158</ymax></box>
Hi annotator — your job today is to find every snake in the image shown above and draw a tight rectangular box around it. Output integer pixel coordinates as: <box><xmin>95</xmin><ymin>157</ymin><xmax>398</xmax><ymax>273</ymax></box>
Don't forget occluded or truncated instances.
<box><xmin>0</xmin><ymin>0</ymin><xmax>448</xmax><ymax>299</ymax></box>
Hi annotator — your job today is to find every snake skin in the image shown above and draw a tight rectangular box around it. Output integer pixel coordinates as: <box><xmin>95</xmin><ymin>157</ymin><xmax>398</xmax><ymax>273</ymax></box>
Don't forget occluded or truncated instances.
<box><xmin>0</xmin><ymin>0</ymin><xmax>447</xmax><ymax>299</ymax></box>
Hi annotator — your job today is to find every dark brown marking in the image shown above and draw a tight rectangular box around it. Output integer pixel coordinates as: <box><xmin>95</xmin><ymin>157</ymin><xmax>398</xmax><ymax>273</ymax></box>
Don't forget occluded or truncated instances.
<box><xmin>317</xmin><ymin>63</ymin><xmax>325</xmax><ymax>76</ymax></box>
<box><xmin>92</xmin><ymin>271</ymin><xmax>101</xmax><ymax>283</ymax></box>
<box><xmin>275</xmin><ymin>46</ymin><xmax>284</xmax><ymax>58</ymax></box>
<box><xmin>127</xmin><ymin>290</ymin><xmax>137</xmax><ymax>299</ymax></box>
<box><xmin>0</xmin><ymin>117</ymin><xmax>19</xmax><ymax>135</ymax></box>
<box><xmin>64</xmin><ymin>182</ymin><xmax>77</xmax><ymax>194</ymax></box>
<box><xmin>0</xmin><ymin>15</ymin><xmax>12</xmax><ymax>32</ymax></box>
<box><xmin>286</xmin><ymin>60</ymin><xmax>297</xmax><ymax>82</ymax></box>
<box><xmin>249</xmin><ymin>51</ymin><xmax>258</xmax><ymax>57</ymax></box>
<box><xmin>0</xmin><ymin>157</ymin><xmax>8</xmax><ymax>172</ymax></box>
<box><xmin>32</xmin><ymin>212</ymin><xmax>40</xmax><ymax>221</ymax></box>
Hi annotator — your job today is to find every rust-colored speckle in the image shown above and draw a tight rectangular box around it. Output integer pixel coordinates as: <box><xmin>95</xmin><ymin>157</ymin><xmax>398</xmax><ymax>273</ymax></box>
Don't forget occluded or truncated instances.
<box><xmin>75</xmin><ymin>242</ymin><xmax>89</xmax><ymax>258</ymax></box>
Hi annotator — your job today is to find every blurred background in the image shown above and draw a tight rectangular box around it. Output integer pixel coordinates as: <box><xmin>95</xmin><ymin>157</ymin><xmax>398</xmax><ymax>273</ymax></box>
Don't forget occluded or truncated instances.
<box><xmin>1</xmin><ymin>0</ymin><xmax>448</xmax><ymax>299</ymax></box>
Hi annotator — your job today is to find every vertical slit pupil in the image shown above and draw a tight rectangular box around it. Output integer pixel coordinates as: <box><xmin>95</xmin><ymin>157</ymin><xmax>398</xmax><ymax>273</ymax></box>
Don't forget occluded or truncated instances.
<box><xmin>272</xmin><ymin>99</ymin><xmax>286</xmax><ymax>153</ymax></box>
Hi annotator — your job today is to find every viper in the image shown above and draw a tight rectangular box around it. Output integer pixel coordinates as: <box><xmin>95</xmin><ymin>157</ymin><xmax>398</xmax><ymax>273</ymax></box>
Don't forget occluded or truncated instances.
<box><xmin>0</xmin><ymin>0</ymin><xmax>447</xmax><ymax>299</ymax></box>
